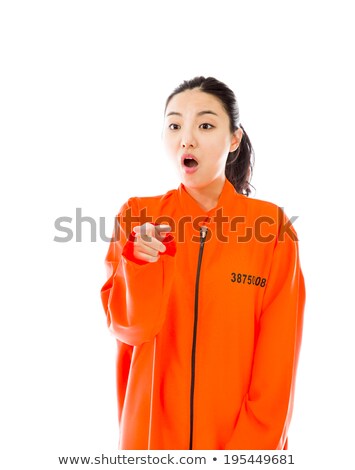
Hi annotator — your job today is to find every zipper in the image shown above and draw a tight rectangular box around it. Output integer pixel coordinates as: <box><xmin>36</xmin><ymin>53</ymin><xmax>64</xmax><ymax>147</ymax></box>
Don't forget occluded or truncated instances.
<box><xmin>189</xmin><ymin>225</ymin><xmax>208</xmax><ymax>450</ymax></box>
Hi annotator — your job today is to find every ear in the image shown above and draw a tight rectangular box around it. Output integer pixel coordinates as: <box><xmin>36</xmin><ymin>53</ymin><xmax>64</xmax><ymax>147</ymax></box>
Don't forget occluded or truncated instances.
<box><xmin>229</xmin><ymin>127</ymin><xmax>243</xmax><ymax>152</ymax></box>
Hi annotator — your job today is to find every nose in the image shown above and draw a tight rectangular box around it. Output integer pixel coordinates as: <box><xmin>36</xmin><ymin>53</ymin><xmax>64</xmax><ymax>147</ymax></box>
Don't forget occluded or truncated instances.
<box><xmin>181</xmin><ymin>129</ymin><xmax>196</xmax><ymax>150</ymax></box>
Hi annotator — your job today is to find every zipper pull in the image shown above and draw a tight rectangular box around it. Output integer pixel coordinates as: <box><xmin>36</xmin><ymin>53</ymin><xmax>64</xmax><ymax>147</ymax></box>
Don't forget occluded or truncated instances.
<box><xmin>200</xmin><ymin>225</ymin><xmax>208</xmax><ymax>244</ymax></box>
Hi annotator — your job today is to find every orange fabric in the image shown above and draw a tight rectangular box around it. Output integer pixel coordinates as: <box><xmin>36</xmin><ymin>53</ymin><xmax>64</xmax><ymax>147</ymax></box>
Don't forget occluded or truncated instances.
<box><xmin>100</xmin><ymin>178</ymin><xmax>305</xmax><ymax>450</ymax></box>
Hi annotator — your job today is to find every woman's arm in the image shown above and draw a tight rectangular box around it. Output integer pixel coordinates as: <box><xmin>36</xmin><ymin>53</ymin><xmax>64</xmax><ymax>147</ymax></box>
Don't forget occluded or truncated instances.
<box><xmin>224</xmin><ymin>209</ymin><xmax>306</xmax><ymax>450</ymax></box>
<box><xmin>100</xmin><ymin>197</ymin><xmax>176</xmax><ymax>346</ymax></box>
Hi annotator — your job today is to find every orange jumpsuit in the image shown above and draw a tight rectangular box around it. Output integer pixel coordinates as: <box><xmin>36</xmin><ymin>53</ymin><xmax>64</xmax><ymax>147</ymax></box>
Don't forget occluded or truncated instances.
<box><xmin>100</xmin><ymin>178</ymin><xmax>305</xmax><ymax>450</ymax></box>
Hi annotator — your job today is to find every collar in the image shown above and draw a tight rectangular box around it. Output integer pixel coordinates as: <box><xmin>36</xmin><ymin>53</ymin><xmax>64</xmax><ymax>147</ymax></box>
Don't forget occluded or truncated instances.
<box><xmin>176</xmin><ymin>178</ymin><xmax>241</xmax><ymax>220</ymax></box>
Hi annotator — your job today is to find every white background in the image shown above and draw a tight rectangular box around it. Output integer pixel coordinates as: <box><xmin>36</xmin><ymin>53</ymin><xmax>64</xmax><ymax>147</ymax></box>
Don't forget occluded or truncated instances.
<box><xmin>1</xmin><ymin>1</ymin><xmax>354</xmax><ymax>468</ymax></box>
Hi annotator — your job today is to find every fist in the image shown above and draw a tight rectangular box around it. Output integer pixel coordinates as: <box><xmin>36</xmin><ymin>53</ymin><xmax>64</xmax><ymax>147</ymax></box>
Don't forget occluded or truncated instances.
<box><xmin>132</xmin><ymin>223</ymin><xmax>171</xmax><ymax>263</ymax></box>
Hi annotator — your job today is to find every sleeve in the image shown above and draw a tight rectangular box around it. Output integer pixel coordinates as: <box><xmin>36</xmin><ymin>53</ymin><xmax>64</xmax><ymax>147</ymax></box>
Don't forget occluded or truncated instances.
<box><xmin>100</xmin><ymin>197</ymin><xmax>176</xmax><ymax>347</ymax></box>
<box><xmin>224</xmin><ymin>208</ymin><xmax>306</xmax><ymax>450</ymax></box>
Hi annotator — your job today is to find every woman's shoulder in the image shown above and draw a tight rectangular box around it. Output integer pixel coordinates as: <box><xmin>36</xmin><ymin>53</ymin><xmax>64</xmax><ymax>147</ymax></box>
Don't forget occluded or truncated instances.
<box><xmin>117</xmin><ymin>187</ymin><xmax>177</xmax><ymax>214</ymax></box>
<box><xmin>241</xmin><ymin>194</ymin><xmax>298</xmax><ymax>242</ymax></box>
<box><xmin>241</xmin><ymin>192</ymin><xmax>282</xmax><ymax>216</ymax></box>
<box><xmin>238</xmin><ymin>194</ymin><xmax>295</xmax><ymax>237</ymax></box>
<box><xmin>129</xmin><ymin>187</ymin><xmax>177</xmax><ymax>205</ymax></box>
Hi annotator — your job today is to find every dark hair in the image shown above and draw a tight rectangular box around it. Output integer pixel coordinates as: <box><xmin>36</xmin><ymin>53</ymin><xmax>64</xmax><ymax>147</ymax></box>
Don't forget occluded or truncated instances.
<box><xmin>164</xmin><ymin>76</ymin><xmax>255</xmax><ymax>196</ymax></box>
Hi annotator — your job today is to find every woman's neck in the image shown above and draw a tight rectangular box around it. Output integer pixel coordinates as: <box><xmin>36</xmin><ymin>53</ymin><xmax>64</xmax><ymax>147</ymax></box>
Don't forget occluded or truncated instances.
<box><xmin>185</xmin><ymin>176</ymin><xmax>225</xmax><ymax>212</ymax></box>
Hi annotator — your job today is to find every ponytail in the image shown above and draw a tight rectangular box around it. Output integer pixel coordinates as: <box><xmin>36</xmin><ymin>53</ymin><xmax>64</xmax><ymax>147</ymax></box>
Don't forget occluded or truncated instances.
<box><xmin>225</xmin><ymin>124</ymin><xmax>255</xmax><ymax>196</ymax></box>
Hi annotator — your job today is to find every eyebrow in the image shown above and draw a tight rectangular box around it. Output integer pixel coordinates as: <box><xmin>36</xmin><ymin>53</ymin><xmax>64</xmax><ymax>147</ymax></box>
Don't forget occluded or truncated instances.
<box><xmin>166</xmin><ymin>110</ymin><xmax>219</xmax><ymax>117</ymax></box>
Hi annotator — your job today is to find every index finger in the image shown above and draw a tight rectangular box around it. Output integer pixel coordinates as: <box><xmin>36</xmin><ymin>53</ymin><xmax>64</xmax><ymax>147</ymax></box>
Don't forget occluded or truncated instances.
<box><xmin>155</xmin><ymin>224</ymin><xmax>171</xmax><ymax>233</ymax></box>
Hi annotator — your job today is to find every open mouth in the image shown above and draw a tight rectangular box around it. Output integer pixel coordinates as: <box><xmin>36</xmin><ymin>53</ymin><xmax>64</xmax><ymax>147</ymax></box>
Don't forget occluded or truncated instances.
<box><xmin>183</xmin><ymin>157</ymin><xmax>198</xmax><ymax>168</ymax></box>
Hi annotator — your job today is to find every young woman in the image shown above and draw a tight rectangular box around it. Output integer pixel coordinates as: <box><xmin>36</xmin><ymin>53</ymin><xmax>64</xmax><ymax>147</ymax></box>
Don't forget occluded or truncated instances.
<box><xmin>100</xmin><ymin>76</ymin><xmax>306</xmax><ymax>450</ymax></box>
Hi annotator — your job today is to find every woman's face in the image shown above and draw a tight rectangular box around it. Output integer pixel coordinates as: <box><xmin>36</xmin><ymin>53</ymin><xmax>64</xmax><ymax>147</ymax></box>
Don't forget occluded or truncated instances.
<box><xmin>162</xmin><ymin>89</ymin><xmax>242</xmax><ymax>189</ymax></box>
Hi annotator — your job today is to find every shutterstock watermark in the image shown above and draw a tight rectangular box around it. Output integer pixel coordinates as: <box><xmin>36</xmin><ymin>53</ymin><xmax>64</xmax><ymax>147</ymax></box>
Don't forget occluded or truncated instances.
<box><xmin>53</xmin><ymin>207</ymin><xmax>299</xmax><ymax>244</ymax></box>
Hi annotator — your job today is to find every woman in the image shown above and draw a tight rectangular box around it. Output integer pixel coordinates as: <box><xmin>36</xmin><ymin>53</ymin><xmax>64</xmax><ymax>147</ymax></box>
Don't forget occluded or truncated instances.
<box><xmin>100</xmin><ymin>76</ymin><xmax>306</xmax><ymax>450</ymax></box>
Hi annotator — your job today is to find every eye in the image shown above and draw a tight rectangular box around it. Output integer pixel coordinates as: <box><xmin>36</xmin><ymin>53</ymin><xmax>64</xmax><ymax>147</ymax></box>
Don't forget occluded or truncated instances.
<box><xmin>168</xmin><ymin>123</ymin><xmax>180</xmax><ymax>130</ymax></box>
<box><xmin>200</xmin><ymin>123</ymin><xmax>214</xmax><ymax>130</ymax></box>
